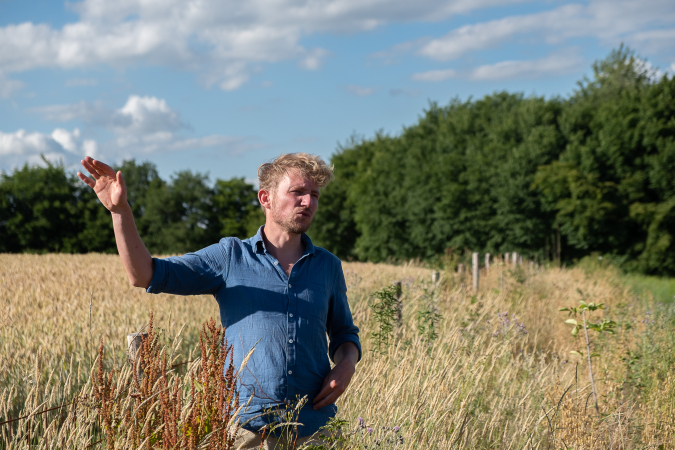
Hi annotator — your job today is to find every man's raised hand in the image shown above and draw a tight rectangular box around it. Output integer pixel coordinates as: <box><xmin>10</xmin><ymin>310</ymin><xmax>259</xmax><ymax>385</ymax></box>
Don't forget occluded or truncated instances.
<box><xmin>77</xmin><ymin>156</ymin><xmax>128</xmax><ymax>214</ymax></box>
<box><xmin>78</xmin><ymin>156</ymin><xmax>153</xmax><ymax>287</ymax></box>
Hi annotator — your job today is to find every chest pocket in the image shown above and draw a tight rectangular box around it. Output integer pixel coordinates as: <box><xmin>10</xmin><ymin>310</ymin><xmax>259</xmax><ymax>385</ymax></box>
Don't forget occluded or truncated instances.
<box><xmin>297</xmin><ymin>281</ymin><xmax>330</xmax><ymax>324</ymax></box>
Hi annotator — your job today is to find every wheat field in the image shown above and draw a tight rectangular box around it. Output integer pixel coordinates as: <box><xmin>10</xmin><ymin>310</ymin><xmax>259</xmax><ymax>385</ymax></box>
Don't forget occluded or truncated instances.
<box><xmin>0</xmin><ymin>253</ymin><xmax>674</xmax><ymax>449</ymax></box>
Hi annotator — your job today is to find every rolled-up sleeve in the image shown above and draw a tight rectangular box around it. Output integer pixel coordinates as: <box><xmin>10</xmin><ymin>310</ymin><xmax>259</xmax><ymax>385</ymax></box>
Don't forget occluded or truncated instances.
<box><xmin>326</xmin><ymin>264</ymin><xmax>362</xmax><ymax>363</ymax></box>
<box><xmin>146</xmin><ymin>241</ymin><xmax>229</xmax><ymax>296</ymax></box>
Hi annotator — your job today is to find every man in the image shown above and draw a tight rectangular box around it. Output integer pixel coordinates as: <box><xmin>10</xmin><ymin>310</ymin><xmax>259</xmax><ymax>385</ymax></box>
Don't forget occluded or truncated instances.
<box><xmin>77</xmin><ymin>153</ymin><xmax>361</xmax><ymax>449</ymax></box>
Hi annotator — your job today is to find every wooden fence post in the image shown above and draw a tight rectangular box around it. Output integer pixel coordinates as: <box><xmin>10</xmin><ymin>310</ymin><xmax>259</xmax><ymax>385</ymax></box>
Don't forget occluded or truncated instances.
<box><xmin>499</xmin><ymin>264</ymin><xmax>503</xmax><ymax>290</ymax></box>
<box><xmin>394</xmin><ymin>281</ymin><xmax>402</xmax><ymax>324</ymax></box>
<box><xmin>512</xmin><ymin>252</ymin><xmax>518</xmax><ymax>268</ymax></box>
<box><xmin>503</xmin><ymin>253</ymin><xmax>509</xmax><ymax>264</ymax></box>
<box><xmin>457</xmin><ymin>264</ymin><xmax>465</xmax><ymax>274</ymax></box>
<box><xmin>472</xmin><ymin>252</ymin><xmax>479</xmax><ymax>291</ymax></box>
<box><xmin>431</xmin><ymin>271</ymin><xmax>440</xmax><ymax>284</ymax></box>
<box><xmin>127</xmin><ymin>332</ymin><xmax>148</xmax><ymax>379</ymax></box>
<box><xmin>485</xmin><ymin>253</ymin><xmax>490</xmax><ymax>270</ymax></box>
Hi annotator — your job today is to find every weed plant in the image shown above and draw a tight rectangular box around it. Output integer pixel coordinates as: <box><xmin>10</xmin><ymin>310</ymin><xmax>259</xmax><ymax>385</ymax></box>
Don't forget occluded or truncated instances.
<box><xmin>368</xmin><ymin>284</ymin><xmax>402</xmax><ymax>354</ymax></box>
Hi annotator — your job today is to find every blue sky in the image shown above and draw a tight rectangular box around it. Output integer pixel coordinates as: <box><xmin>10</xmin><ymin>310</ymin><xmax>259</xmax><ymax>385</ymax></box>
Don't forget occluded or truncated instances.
<box><xmin>1</xmin><ymin>0</ymin><xmax>674</xmax><ymax>183</ymax></box>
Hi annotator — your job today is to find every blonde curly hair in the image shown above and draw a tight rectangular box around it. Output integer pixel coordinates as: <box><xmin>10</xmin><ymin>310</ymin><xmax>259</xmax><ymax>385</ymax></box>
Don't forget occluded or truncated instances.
<box><xmin>257</xmin><ymin>153</ymin><xmax>334</xmax><ymax>193</ymax></box>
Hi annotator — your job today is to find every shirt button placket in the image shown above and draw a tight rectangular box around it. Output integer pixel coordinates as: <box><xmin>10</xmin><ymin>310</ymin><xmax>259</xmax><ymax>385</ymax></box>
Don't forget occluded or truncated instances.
<box><xmin>287</xmin><ymin>274</ymin><xmax>297</xmax><ymax>391</ymax></box>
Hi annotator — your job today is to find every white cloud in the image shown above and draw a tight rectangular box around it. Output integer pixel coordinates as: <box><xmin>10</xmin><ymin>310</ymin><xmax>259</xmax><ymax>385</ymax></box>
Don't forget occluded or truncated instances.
<box><xmin>299</xmin><ymin>48</ymin><xmax>330</xmax><ymax>70</ymax></box>
<box><xmin>51</xmin><ymin>128</ymin><xmax>81</xmax><ymax>153</ymax></box>
<box><xmin>166</xmin><ymin>135</ymin><xmax>257</xmax><ymax>156</ymax></box>
<box><xmin>30</xmin><ymin>101</ymin><xmax>107</xmax><ymax>123</ymax></box>
<box><xmin>418</xmin><ymin>5</ymin><xmax>585</xmax><ymax>61</ymax></box>
<box><xmin>626</xmin><ymin>28</ymin><xmax>675</xmax><ymax>55</ymax></box>
<box><xmin>116</xmin><ymin>95</ymin><xmax>185</xmax><ymax>134</ymax></box>
<box><xmin>345</xmin><ymin>84</ymin><xmax>376</xmax><ymax>96</ymax></box>
<box><xmin>0</xmin><ymin>125</ymin><xmax>256</xmax><ymax>173</ymax></box>
<box><xmin>0</xmin><ymin>129</ymin><xmax>62</xmax><ymax>157</ymax></box>
<box><xmin>65</xmin><ymin>78</ymin><xmax>98</xmax><ymax>87</ymax></box>
<box><xmin>632</xmin><ymin>58</ymin><xmax>666</xmax><ymax>82</ymax></box>
<box><xmin>3</xmin><ymin>94</ymin><xmax>259</xmax><ymax>171</ymax></box>
<box><xmin>411</xmin><ymin>69</ymin><xmax>456</xmax><ymax>81</ymax></box>
<box><xmin>82</xmin><ymin>139</ymin><xmax>98</xmax><ymax>156</ymax></box>
<box><xmin>0</xmin><ymin>128</ymin><xmax>96</xmax><ymax>171</ymax></box>
<box><xmin>0</xmin><ymin>72</ymin><xmax>24</xmax><ymax>98</ymax></box>
<box><xmin>389</xmin><ymin>87</ymin><xmax>421</xmax><ymax>97</ymax></box>
<box><xmin>0</xmin><ymin>0</ymin><xmax>526</xmax><ymax>91</ymax></box>
<box><xmin>411</xmin><ymin>52</ymin><xmax>583</xmax><ymax>82</ymax></box>
<box><xmin>469</xmin><ymin>52</ymin><xmax>583</xmax><ymax>80</ymax></box>
<box><xmin>390</xmin><ymin>0</ymin><xmax>675</xmax><ymax>62</ymax></box>
<box><xmin>370</xmin><ymin>38</ymin><xmax>430</xmax><ymax>64</ymax></box>
<box><xmin>31</xmin><ymin>95</ymin><xmax>186</xmax><ymax>133</ymax></box>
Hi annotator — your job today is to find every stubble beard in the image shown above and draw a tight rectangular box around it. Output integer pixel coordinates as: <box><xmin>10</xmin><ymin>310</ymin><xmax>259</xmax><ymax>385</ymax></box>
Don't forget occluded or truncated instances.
<box><xmin>271</xmin><ymin>200</ymin><xmax>312</xmax><ymax>235</ymax></box>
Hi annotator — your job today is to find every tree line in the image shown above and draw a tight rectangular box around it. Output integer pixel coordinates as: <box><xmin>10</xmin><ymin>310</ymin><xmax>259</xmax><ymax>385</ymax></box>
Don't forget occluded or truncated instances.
<box><xmin>309</xmin><ymin>47</ymin><xmax>675</xmax><ymax>275</ymax></box>
<box><xmin>0</xmin><ymin>159</ymin><xmax>264</xmax><ymax>255</ymax></box>
<box><xmin>2</xmin><ymin>48</ymin><xmax>674</xmax><ymax>275</ymax></box>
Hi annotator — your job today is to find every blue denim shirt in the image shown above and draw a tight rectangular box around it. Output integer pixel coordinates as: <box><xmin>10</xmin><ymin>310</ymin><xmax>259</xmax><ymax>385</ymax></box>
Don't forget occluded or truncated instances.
<box><xmin>146</xmin><ymin>226</ymin><xmax>361</xmax><ymax>437</ymax></box>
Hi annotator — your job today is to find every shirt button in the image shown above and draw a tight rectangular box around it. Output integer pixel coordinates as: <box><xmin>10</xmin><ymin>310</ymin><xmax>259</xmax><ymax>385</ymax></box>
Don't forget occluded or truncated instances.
<box><xmin>274</xmin><ymin>261</ymin><xmax>278</xmax><ymax>265</ymax></box>
<box><xmin>288</xmin><ymin>370</ymin><xmax>292</xmax><ymax>375</ymax></box>
<box><xmin>289</xmin><ymin>339</ymin><xmax>293</xmax><ymax>343</ymax></box>
<box><xmin>289</xmin><ymin>313</ymin><xmax>293</xmax><ymax>317</ymax></box>
<box><xmin>288</xmin><ymin>284</ymin><xmax>292</xmax><ymax>288</ymax></box>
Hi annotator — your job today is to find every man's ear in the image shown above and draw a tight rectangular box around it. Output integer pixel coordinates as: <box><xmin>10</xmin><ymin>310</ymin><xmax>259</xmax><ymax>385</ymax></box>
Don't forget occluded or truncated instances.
<box><xmin>259</xmin><ymin>189</ymin><xmax>272</xmax><ymax>210</ymax></box>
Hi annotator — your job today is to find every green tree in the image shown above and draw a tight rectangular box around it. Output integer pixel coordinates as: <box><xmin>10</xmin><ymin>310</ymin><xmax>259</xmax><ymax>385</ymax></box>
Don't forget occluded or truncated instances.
<box><xmin>212</xmin><ymin>177</ymin><xmax>263</xmax><ymax>239</ymax></box>
<box><xmin>72</xmin><ymin>181</ymin><xmax>116</xmax><ymax>253</ymax></box>
<box><xmin>142</xmin><ymin>170</ymin><xmax>218</xmax><ymax>254</ymax></box>
<box><xmin>309</xmin><ymin>134</ymin><xmax>376</xmax><ymax>259</ymax></box>
<box><xmin>70</xmin><ymin>159</ymin><xmax>163</xmax><ymax>254</ymax></box>
<box><xmin>534</xmin><ymin>46</ymin><xmax>675</xmax><ymax>273</ymax></box>
<box><xmin>341</xmin><ymin>94</ymin><xmax>563</xmax><ymax>262</ymax></box>
<box><xmin>0</xmin><ymin>159</ymin><xmax>81</xmax><ymax>253</ymax></box>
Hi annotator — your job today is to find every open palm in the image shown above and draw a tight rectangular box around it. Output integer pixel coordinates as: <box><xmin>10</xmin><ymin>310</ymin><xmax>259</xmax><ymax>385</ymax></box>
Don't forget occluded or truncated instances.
<box><xmin>78</xmin><ymin>156</ymin><xmax>128</xmax><ymax>213</ymax></box>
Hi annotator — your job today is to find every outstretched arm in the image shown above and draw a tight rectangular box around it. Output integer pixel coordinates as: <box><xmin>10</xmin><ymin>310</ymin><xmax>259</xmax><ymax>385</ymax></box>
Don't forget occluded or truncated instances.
<box><xmin>78</xmin><ymin>156</ymin><xmax>154</xmax><ymax>288</ymax></box>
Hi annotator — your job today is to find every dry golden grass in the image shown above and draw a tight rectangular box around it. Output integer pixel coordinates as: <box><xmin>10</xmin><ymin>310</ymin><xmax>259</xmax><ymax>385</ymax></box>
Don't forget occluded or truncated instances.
<box><xmin>0</xmin><ymin>254</ymin><xmax>674</xmax><ymax>449</ymax></box>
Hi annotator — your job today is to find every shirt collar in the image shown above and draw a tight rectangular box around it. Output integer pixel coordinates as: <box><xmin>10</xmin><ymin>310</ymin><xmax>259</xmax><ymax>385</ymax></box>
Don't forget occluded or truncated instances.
<box><xmin>252</xmin><ymin>225</ymin><xmax>316</xmax><ymax>256</ymax></box>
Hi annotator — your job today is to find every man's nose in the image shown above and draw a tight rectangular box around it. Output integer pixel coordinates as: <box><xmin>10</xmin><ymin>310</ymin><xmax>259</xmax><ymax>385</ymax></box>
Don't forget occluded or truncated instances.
<box><xmin>300</xmin><ymin>194</ymin><xmax>312</xmax><ymax>206</ymax></box>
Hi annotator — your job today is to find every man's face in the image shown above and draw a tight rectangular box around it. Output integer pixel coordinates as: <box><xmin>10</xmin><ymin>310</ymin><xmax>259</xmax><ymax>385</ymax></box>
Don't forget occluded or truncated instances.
<box><xmin>266</xmin><ymin>170</ymin><xmax>320</xmax><ymax>234</ymax></box>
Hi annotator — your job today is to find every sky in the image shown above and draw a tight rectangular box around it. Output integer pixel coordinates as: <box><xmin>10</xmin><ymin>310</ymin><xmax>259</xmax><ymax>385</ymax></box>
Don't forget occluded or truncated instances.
<box><xmin>1</xmin><ymin>0</ymin><xmax>674</xmax><ymax>184</ymax></box>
